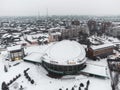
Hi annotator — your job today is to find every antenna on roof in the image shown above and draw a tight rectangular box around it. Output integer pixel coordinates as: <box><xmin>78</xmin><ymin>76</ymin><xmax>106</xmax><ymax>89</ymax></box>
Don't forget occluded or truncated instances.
<box><xmin>46</xmin><ymin>8</ymin><xmax>48</xmax><ymax>24</ymax></box>
<box><xmin>37</xmin><ymin>9</ymin><xmax>40</xmax><ymax>20</ymax></box>
<box><xmin>46</xmin><ymin>8</ymin><xmax>48</xmax><ymax>30</ymax></box>
<box><xmin>46</xmin><ymin>8</ymin><xmax>51</xmax><ymax>39</ymax></box>
<box><xmin>47</xmin><ymin>8</ymin><xmax>48</xmax><ymax>18</ymax></box>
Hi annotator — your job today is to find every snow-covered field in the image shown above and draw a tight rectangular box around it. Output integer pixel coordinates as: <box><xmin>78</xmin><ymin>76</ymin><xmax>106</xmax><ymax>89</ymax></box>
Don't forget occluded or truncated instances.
<box><xmin>0</xmin><ymin>60</ymin><xmax>112</xmax><ymax>90</ymax></box>
<box><xmin>0</xmin><ymin>44</ymin><xmax>112</xmax><ymax>90</ymax></box>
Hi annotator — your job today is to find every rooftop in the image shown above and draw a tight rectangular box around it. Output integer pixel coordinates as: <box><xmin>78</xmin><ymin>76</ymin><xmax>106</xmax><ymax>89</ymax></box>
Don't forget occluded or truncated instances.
<box><xmin>24</xmin><ymin>52</ymin><xmax>43</xmax><ymax>63</ymax></box>
<box><xmin>43</xmin><ymin>40</ymin><xmax>86</xmax><ymax>65</ymax></box>
<box><xmin>90</xmin><ymin>43</ymin><xmax>114</xmax><ymax>50</ymax></box>
<box><xmin>7</xmin><ymin>45</ymin><xmax>22</xmax><ymax>52</ymax></box>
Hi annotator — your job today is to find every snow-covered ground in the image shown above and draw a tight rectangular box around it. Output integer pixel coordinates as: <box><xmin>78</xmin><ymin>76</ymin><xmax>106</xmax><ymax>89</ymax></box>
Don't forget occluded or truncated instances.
<box><xmin>0</xmin><ymin>43</ymin><xmax>112</xmax><ymax>90</ymax></box>
<box><xmin>0</xmin><ymin>60</ymin><xmax>112</xmax><ymax>90</ymax></box>
<box><xmin>1</xmin><ymin>35</ymin><xmax>119</xmax><ymax>90</ymax></box>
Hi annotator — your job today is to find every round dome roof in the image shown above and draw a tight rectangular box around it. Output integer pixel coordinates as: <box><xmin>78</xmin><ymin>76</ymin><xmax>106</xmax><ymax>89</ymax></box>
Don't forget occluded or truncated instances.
<box><xmin>43</xmin><ymin>40</ymin><xmax>86</xmax><ymax>65</ymax></box>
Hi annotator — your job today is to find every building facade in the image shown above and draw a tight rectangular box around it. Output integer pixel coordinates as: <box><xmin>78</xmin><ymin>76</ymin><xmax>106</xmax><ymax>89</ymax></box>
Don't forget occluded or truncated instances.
<box><xmin>41</xmin><ymin>40</ymin><xmax>86</xmax><ymax>75</ymax></box>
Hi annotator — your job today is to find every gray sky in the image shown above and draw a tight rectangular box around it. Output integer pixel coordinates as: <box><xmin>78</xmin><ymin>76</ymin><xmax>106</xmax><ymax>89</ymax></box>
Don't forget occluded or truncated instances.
<box><xmin>0</xmin><ymin>0</ymin><xmax>120</xmax><ymax>16</ymax></box>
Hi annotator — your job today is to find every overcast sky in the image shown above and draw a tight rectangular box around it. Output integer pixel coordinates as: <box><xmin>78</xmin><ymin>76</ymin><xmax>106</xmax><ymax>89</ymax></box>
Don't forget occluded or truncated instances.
<box><xmin>0</xmin><ymin>0</ymin><xmax>120</xmax><ymax>16</ymax></box>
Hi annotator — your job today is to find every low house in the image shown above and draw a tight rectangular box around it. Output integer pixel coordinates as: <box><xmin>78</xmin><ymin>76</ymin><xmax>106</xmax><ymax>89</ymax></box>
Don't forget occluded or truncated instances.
<box><xmin>7</xmin><ymin>45</ymin><xmax>25</xmax><ymax>61</ymax></box>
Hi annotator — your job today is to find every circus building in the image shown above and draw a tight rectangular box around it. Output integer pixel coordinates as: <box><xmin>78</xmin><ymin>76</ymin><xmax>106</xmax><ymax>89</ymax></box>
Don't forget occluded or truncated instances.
<box><xmin>41</xmin><ymin>40</ymin><xmax>86</xmax><ymax>75</ymax></box>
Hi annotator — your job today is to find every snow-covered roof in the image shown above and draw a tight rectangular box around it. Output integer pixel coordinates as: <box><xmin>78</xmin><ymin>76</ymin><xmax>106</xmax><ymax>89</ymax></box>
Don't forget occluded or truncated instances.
<box><xmin>7</xmin><ymin>45</ymin><xmax>22</xmax><ymax>52</ymax></box>
<box><xmin>112</xmin><ymin>26</ymin><xmax>120</xmax><ymax>29</ymax></box>
<box><xmin>2</xmin><ymin>34</ymin><xmax>12</xmax><ymax>38</ymax></box>
<box><xmin>26</xmin><ymin>33</ymin><xmax>49</xmax><ymax>42</ymax></box>
<box><xmin>49</xmin><ymin>27</ymin><xmax>60</xmax><ymax>31</ymax></box>
<box><xmin>38</xmin><ymin>38</ymin><xmax>49</xmax><ymax>42</ymax></box>
<box><xmin>43</xmin><ymin>40</ymin><xmax>86</xmax><ymax>65</ymax></box>
<box><xmin>24</xmin><ymin>52</ymin><xmax>43</xmax><ymax>63</ymax></box>
<box><xmin>51</xmin><ymin>32</ymin><xmax>61</xmax><ymax>36</ymax></box>
<box><xmin>81</xmin><ymin>63</ymin><xmax>110</xmax><ymax>78</ymax></box>
<box><xmin>91</xmin><ymin>43</ymin><xmax>114</xmax><ymax>50</ymax></box>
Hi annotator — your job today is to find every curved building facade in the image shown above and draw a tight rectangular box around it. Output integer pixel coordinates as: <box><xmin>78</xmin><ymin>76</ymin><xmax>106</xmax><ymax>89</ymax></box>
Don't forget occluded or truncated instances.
<box><xmin>41</xmin><ymin>40</ymin><xmax>86</xmax><ymax>75</ymax></box>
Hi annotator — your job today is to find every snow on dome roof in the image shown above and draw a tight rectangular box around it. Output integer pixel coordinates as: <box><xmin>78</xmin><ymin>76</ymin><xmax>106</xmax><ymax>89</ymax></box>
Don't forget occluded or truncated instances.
<box><xmin>43</xmin><ymin>40</ymin><xmax>86</xmax><ymax>65</ymax></box>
